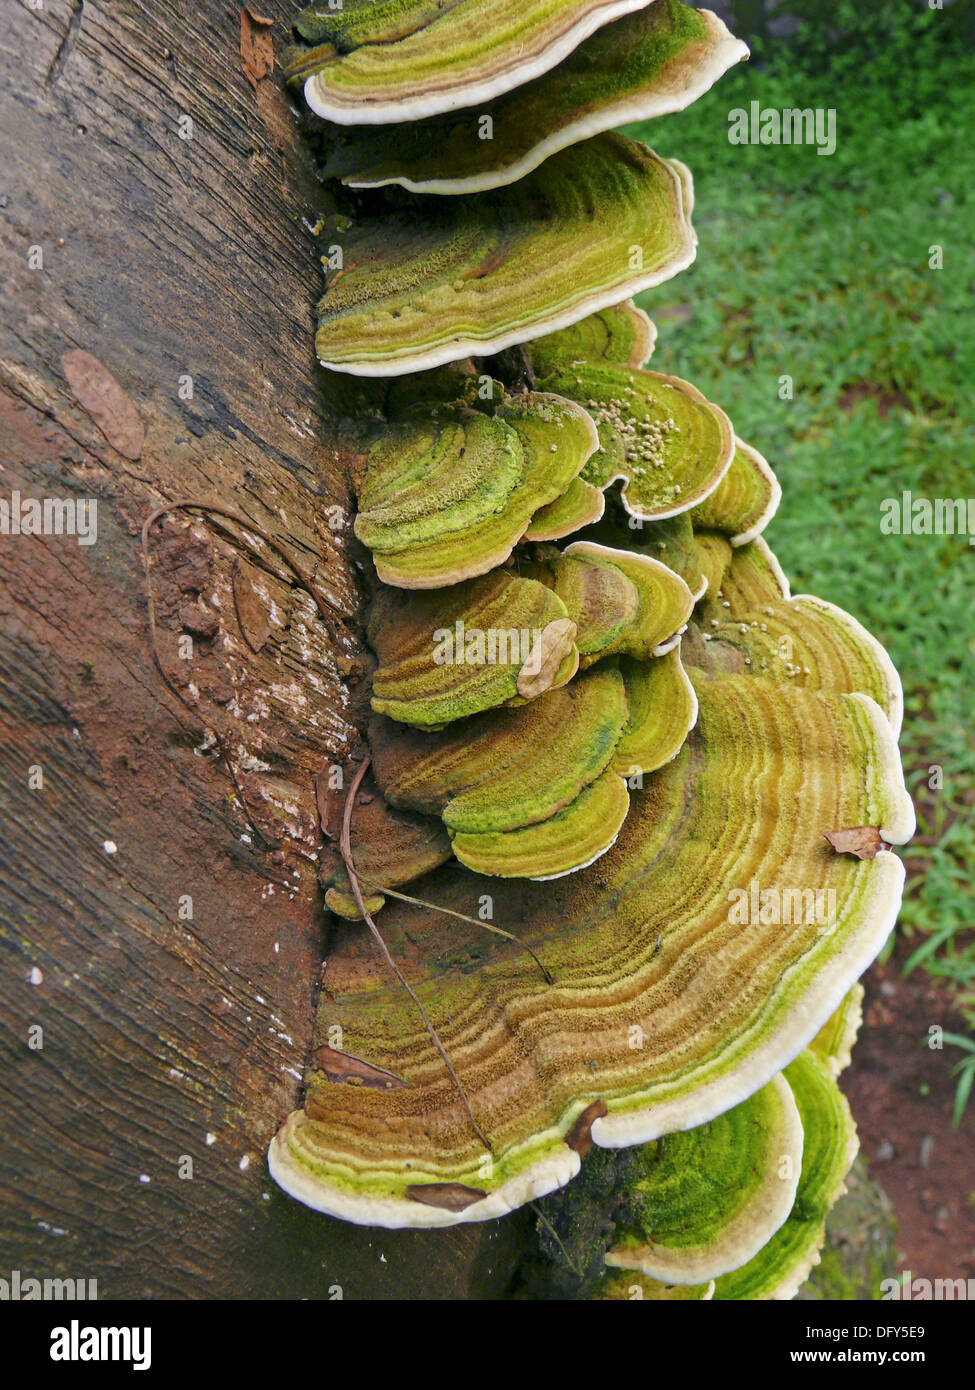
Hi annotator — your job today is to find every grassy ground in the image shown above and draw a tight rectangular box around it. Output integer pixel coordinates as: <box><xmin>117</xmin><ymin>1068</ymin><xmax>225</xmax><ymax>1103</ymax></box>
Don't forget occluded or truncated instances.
<box><xmin>623</xmin><ymin>0</ymin><xmax>975</xmax><ymax>1111</ymax></box>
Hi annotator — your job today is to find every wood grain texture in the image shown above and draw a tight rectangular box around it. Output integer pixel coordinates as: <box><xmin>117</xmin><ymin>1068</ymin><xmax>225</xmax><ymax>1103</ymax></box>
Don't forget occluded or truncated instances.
<box><xmin>0</xmin><ymin>0</ymin><xmax>526</xmax><ymax>1298</ymax></box>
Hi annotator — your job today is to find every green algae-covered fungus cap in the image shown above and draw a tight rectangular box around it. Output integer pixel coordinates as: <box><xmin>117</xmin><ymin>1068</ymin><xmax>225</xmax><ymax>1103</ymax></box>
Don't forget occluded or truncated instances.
<box><xmin>525</xmin><ymin>476</ymin><xmax>607</xmax><ymax>541</ymax></box>
<box><xmin>712</xmin><ymin>1049</ymin><xmax>859</xmax><ymax>1300</ymax></box>
<box><xmin>367</xmin><ymin>570</ymin><xmax>580</xmax><ymax>728</ymax></box>
<box><xmin>369</xmin><ymin>663</ymin><xmax>635</xmax><ymax>878</ymax></box>
<box><xmin>693</xmin><ymin>538</ymin><xmax>904</xmax><ymax>738</ymax></box>
<box><xmin>524</xmin><ymin>299</ymin><xmax>658</xmax><ymax>373</ymax></box>
<box><xmin>365</xmin><ymin>535</ymin><xmax>699</xmax><ymax>878</ymax></box>
<box><xmin>289</xmin><ymin>0</ymin><xmax>664</xmax><ymax>124</ymax></box>
<box><xmin>314</xmin><ymin>134</ymin><xmax>696</xmax><ymax>376</ymax></box>
<box><xmin>353</xmin><ymin>390</ymin><xmax>599</xmax><ymax>588</ymax></box>
<box><xmin>689</xmin><ymin>437</ymin><xmax>782</xmax><ymax>546</ymax></box>
<box><xmin>531</xmin><ymin>539</ymin><xmax>695</xmax><ymax>662</ymax></box>
<box><xmin>604</xmin><ymin>1072</ymin><xmax>803</xmax><ymax>1283</ymax></box>
<box><xmin>528</xmin><ymin>358</ymin><xmax>735</xmax><ymax>521</ymax></box>
<box><xmin>318</xmin><ymin>2</ymin><xmax>748</xmax><ymax>193</ymax></box>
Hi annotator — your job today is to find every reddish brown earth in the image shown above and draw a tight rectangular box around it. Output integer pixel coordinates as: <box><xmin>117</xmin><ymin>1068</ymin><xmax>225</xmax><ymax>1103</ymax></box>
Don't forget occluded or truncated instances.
<box><xmin>845</xmin><ymin>940</ymin><xmax>975</xmax><ymax>1285</ymax></box>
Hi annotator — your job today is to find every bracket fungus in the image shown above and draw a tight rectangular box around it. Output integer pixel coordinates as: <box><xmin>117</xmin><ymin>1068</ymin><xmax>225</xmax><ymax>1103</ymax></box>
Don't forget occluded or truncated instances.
<box><xmin>605</xmin><ymin>509</ymin><xmax>708</xmax><ymax>600</ymax></box>
<box><xmin>270</xmin><ymin>657</ymin><xmax>913</xmax><ymax>1226</ymax></box>
<box><xmin>314</xmin><ymin>135</ymin><xmax>696</xmax><ymax>375</ymax></box>
<box><xmin>524</xmin><ymin>476</ymin><xmax>607</xmax><ymax>542</ymax></box>
<box><xmin>527</xmin><ymin>299</ymin><xmax>658</xmax><ymax>373</ymax></box>
<box><xmin>528</xmin><ymin>540</ymin><xmax>695</xmax><ymax>662</ymax></box>
<box><xmin>603</xmin><ymin>1072</ymin><xmax>803</xmax><ymax>1283</ymax></box>
<box><xmin>712</xmin><ymin>1050</ymin><xmax>860</xmax><ymax>1300</ymax></box>
<box><xmin>369</xmin><ymin>664</ymin><xmax>637</xmax><ymax>878</ymax></box>
<box><xmin>694</xmin><ymin>540</ymin><xmax>904</xmax><ymax>739</ymax></box>
<box><xmin>553</xmin><ymin>1026</ymin><xmax>859</xmax><ymax>1296</ymax></box>
<box><xmin>529</xmin><ymin>359</ymin><xmax>735</xmax><ymax>521</ymax></box>
<box><xmin>315</xmin><ymin>3</ymin><xmax>748</xmax><ymax>194</ymax></box>
<box><xmin>353</xmin><ymin>389</ymin><xmax>599</xmax><ymax>587</ymax></box>
<box><xmin>289</xmin><ymin>0</ymin><xmax>670</xmax><ymax>124</ymax></box>
<box><xmin>689</xmin><ymin>437</ymin><xmax>782</xmax><ymax>547</ymax></box>
<box><xmin>519</xmin><ymin>301</ymin><xmax>737</xmax><ymax>522</ymax></box>
<box><xmin>367</xmin><ymin>570</ymin><xmax>580</xmax><ymax>727</ymax></box>
<box><xmin>262</xmin><ymin>0</ymin><xmax>914</xmax><ymax>1297</ymax></box>
<box><xmin>363</xmin><ymin>532</ymin><xmax>698</xmax><ymax>877</ymax></box>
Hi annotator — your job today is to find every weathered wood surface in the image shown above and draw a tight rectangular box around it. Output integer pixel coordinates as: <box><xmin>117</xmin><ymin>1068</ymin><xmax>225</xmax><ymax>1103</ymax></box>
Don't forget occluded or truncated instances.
<box><xmin>0</xmin><ymin>0</ymin><xmax>526</xmax><ymax>1298</ymax></box>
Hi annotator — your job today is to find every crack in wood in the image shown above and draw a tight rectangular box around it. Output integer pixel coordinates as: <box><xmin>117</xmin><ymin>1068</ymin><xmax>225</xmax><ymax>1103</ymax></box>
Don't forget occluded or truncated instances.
<box><xmin>45</xmin><ymin>0</ymin><xmax>85</xmax><ymax>90</ymax></box>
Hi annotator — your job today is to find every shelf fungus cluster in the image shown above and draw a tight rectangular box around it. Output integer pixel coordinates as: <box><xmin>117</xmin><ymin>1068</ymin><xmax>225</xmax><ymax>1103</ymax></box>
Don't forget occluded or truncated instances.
<box><xmin>588</xmin><ymin>1029</ymin><xmax>861</xmax><ymax>1299</ymax></box>
<box><xmin>270</xmin><ymin>1</ymin><xmax>914</xmax><ymax>1297</ymax></box>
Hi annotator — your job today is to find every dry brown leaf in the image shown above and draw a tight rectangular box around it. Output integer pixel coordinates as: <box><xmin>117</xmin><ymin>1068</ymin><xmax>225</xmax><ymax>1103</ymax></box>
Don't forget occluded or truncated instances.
<box><xmin>61</xmin><ymin>349</ymin><xmax>144</xmax><ymax>460</ymax></box>
<box><xmin>241</xmin><ymin>8</ymin><xmax>274</xmax><ymax>89</ymax></box>
<box><xmin>232</xmin><ymin>557</ymin><xmax>272</xmax><ymax>653</ymax></box>
<box><xmin>313</xmin><ymin>1045</ymin><xmax>407</xmax><ymax>1091</ymax></box>
<box><xmin>824</xmin><ymin>826</ymin><xmax>888</xmax><ymax>860</ymax></box>
<box><xmin>516</xmin><ymin>617</ymin><xmax>577</xmax><ymax>700</ymax></box>
<box><xmin>406</xmin><ymin>1182</ymin><xmax>488</xmax><ymax>1212</ymax></box>
<box><xmin>565</xmin><ymin>1097</ymin><xmax>608</xmax><ymax>1157</ymax></box>
<box><xmin>314</xmin><ymin>768</ymin><xmax>340</xmax><ymax>840</ymax></box>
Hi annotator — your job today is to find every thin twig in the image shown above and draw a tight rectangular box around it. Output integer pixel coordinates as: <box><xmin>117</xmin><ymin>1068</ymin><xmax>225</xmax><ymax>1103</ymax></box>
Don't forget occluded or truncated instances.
<box><xmin>532</xmin><ymin>1203</ymin><xmax>583</xmax><ymax>1279</ymax></box>
<box><xmin>354</xmin><ymin>876</ymin><xmax>553</xmax><ymax>985</ymax></box>
<box><xmin>340</xmin><ymin>757</ymin><xmax>492</xmax><ymax>1152</ymax></box>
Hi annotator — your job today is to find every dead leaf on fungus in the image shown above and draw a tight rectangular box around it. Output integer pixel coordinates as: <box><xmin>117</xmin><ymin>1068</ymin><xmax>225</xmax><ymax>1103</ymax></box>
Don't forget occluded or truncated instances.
<box><xmin>62</xmin><ymin>349</ymin><xmax>145</xmax><ymax>460</ymax></box>
<box><xmin>824</xmin><ymin>826</ymin><xmax>888</xmax><ymax>860</ymax></box>
<box><xmin>241</xmin><ymin>8</ymin><xmax>274</xmax><ymax>89</ymax></box>
<box><xmin>313</xmin><ymin>1044</ymin><xmax>407</xmax><ymax>1091</ymax></box>
<box><xmin>565</xmin><ymin>1097</ymin><xmax>608</xmax><ymax>1157</ymax></box>
<box><xmin>406</xmin><ymin>1182</ymin><xmax>487</xmax><ymax>1212</ymax></box>
<box><xmin>517</xmin><ymin>617</ymin><xmax>578</xmax><ymax>699</ymax></box>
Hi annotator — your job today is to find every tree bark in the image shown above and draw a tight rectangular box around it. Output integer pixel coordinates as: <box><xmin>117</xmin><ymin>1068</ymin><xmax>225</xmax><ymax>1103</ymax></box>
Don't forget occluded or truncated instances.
<box><xmin>0</xmin><ymin>0</ymin><xmax>526</xmax><ymax>1298</ymax></box>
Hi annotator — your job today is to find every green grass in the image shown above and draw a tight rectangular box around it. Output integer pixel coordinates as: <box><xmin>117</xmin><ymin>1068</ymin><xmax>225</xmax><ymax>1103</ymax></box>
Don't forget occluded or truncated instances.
<box><xmin>623</xmin><ymin>0</ymin><xmax>975</xmax><ymax>1112</ymax></box>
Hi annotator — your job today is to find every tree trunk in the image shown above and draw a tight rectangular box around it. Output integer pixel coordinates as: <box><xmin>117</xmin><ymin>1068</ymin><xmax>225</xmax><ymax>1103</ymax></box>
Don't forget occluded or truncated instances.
<box><xmin>0</xmin><ymin>0</ymin><xmax>527</xmax><ymax>1298</ymax></box>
